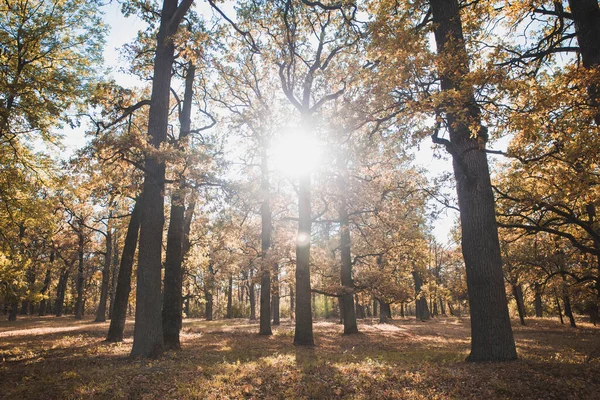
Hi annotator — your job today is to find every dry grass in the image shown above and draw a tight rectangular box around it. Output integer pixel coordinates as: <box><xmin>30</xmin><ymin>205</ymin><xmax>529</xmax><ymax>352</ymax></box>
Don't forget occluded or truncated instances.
<box><xmin>1</xmin><ymin>316</ymin><xmax>599</xmax><ymax>399</ymax></box>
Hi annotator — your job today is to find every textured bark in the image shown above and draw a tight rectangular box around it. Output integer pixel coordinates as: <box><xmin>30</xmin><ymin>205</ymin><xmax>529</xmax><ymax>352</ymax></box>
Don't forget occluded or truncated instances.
<box><xmin>534</xmin><ymin>283</ymin><xmax>543</xmax><ymax>317</ymax></box>
<box><xmin>108</xmin><ymin>231</ymin><xmax>120</xmax><ymax>320</ymax></box>
<box><xmin>74</xmin><ymin>227</ymin><xmax>85</xmax><ymax>320</ymax></box>
<box><xmin>226</xmin><ymin>275</ymin><xmax>233</xmax><ymax>319</ymax></box>
<box><xmin>8</xmin><ymin>302</ymin><xmax>18</xmax><ymax>321</ymax></box>
<box><xmin>294</xmin><ymin>174</ymin><xmax>314</xmax><ymax>345</ymax></box>
<box><xmin>373</xmin><ymin>298</ymin><xmax>378</xmax><ymax>317</ymax></box>
<box><xmin>379</xmin><ymin>301</ymin><xmax>391</xmax><ymax>323</ymax></box>
<box><xmin>290</xmin><ymin>286</ymin><xmax>295</xmax><ymax>320</ymax></box>
<box><xmin>272</xmin><ymin>269</ymin><xmax>280</xmax><ymax>325</ymax></box>
<box><xmin>95</xmin><ymin>229</ymin><xmax>112</xmax><ymax>322</ymax></box>
<box><xmin>249</xmin><ymin>269</ymin><xmax>256</xmax><ymax>320</ymax></box>
<box><xmin>205</xmin><ymin>290</ymin><xmax>213</xmax><ymax>321</ymax></box>
<box><xmin>568</xmin><ymin>0</ymin><xmax>600</xmax><ymax>124</ymax></box>
<box><xmin>512</xmin><ymin>284</ymin><xmax>527</xmax><ymax>326</ymax></box>
<box><xmin>562</xmin><ymin>277</ymin><xmax>577</xmax><ymax>328</ymax></box>
<box><xmin>38</xmin><ymin>263</ymin><xmax>52</xmax><ymax>317</ymax></box>
<box><xmin>430</xmin><ymin>0</ymin><xmax>517</xmax><ymax>362</ymax></box>
<box><xmin>413</xmin><ymin>270</ymin><xmax>430</xmax><ymax>321</ymax></box>
<box><xmin>162</xmin><ymin>62</ymin><xmax>194</xmax><ymax>350</ymax></box>
<box><xmin>339</xmin><ymin>165</ymin><xmax>358</xmax><ymax>334</ymax></box>
<box><xmin>259</xmin><ymin>144</ymin><xmax>273</xmax><ymax>335</ymax></box>
<box><xmin>54</xmin><ymin>267</ymin><xmax>69</xmax><ymax>317</ymax></box>
<box><xmin>132</xmin><ymin>0</ymin><xmax>192</xmax><ymax>358</ymax></box>
<box><xmin>106</xmin><ymin>199</ymin><xmax>141</xmax><ymax>342</ymax></box>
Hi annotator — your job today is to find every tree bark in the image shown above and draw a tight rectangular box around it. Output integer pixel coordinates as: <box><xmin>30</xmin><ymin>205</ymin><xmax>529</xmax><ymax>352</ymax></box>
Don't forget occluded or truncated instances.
<box><xmin>162</xmin><ymin>62</ymin><xmax>195</xmax><ymax>350</ymax></box>
<box><xmin>512</xmin><ymin>283</ymin><xmax>527</xmax><ymax>326</ymax></box>
<box><xmin>106</xmin><ymin>199</ymin><xmax>141</xmax><ymax>342</ymax></box>
<box><xmin>95</xmin><ymin>228</ymin><xmax>112</xmax><ymax>322</ymax></box>
<box><xmin>226</xmin><ymin>275</ymin><xmax>233</xmax><ymax>319</ymax></box>
<box><xmin>132</xmin><ymin>0</ymin><xmax>192</xmax><ymax>358</ymax></box>
<box><xmin>568</xmin><ymin>0</ymin><xmax>600</xmax><ymax>124</ymax></box>
<box><xmin>413</xmin><ymin>270</ymin><xmax>430</xmax><ymax>321</ymax></box>
<box><xmin>249</xmin><ymin>269</ymin><xmax>256</xmax><ymax>320</ymax></box>
<box><xmin>108</xmin><ymin>231</ymin><xmax>120</xmax><ymax>320</ymax></box>
<box><xmin>562</xmin><ymin>277</ymin><xmax>577</xmax><ymax>328</ymax></box>
<box><xmin>338</xmin><ymin>163</ymin><xmax>358</xmax><ymax>333</ymax></box>
<box><xmin>259</xmin><ymin>143</ymin><xmax>273</xmax><ymax>334</ymax></box>
<box><xmin>272</xmin><ymin>268</ymin><xmax>280</xmax><ymax>325</ymax></box>
<box><xmin>38</xmin><ymin>252</ymin><xmax>53</xmax><ymax>317</ymax></box>
<box><xmin>430</xmin><ymin>0</ymin><xmax>517</xmax><ymax>362</ymax></box>
<box><xmin>534</xmin><ymin>283</ymin><xmax>543</xmax><ymax>317</ymax></box>
<box><xmin>54</xmin><ymin>267</ymin><xmax>69</xmax><ymax>317</ymax></box>
<box><xmin>74</xmin><ymin>227</ymin><xmax>85</xmax><ymax>320</ymax></box>
<box><xmin>379</xmin><ymin>301</ymin><xmax>391</xmax><ymax>323</ymax></box>
<box><xmin>554</xmin><ymin>288</ymin><xmax>565</xmax><ymax>325</ymax></box>
<box><xmin>294</xmin><ymin>173</ymin><xmax>314</xmax><ymax>345</ymax></box>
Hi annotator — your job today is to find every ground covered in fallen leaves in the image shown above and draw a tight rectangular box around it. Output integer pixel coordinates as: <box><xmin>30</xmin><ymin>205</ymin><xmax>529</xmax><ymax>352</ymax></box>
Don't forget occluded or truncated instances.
<box><xmin>1</xmin><ymin>316</ymin><xmax>599</xmax><ymax>399</ymax></box>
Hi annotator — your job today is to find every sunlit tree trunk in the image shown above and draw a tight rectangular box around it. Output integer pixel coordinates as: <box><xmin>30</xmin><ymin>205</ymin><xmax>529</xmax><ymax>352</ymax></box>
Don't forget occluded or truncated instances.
<box><xmin>338</xmin><ymin>160</ymin><xmax>358</xmax><ymax>334</ymax></box>
<box><xmin>54</xmin><ymin>267</ymin><xmax>69</xmax><ymax>317</ymax></box>
<box><xmin>132</xmin><ymin>0</ymin><xmax>193</xmax><ymax>358</ymax></box>
<box><xmin>162</xmin><ymin>62</ymin><xmax>195</xmax><ymax>350</ymax></box>
<box><xmin>108</xmin><ymin>232</ymin><xmax>119</xmax><ymax>320</ymax></box>
<box><xmin>226</xmin><ymin>275</ymin><xmax>233</xmax><ymax>319</ymax></box>
<box><xmin>272</xmin><ymin>268</ymin><xmax>280</xmax><ymax>325</ymax></box>
<box><xmin>106</xmin><ymin>199</ymin><xmax>141</xmax><ymax>342</ymax></box>
<box><xmin>95</xmin><ymin>227</ymin><xmax>112</xmax><ymax>322</ymax></box>
<box><xmin>260</xmin><ymin>144</ymin><xmax>272</xmax><ymax>335</ymax></box>
<box><xmin>39</xmin><ymin>252</ymin><xmax>54</xmax><ymax>317</ymax></box>
<box><xmin>430</xmin><ymin>0</ymin><xmax>516</xmax><ymax>362</ymax></box>
<box><xmin>74</xmin><ymin>226</ymin><xmax>85</xmax><ymax>320</ymax></box>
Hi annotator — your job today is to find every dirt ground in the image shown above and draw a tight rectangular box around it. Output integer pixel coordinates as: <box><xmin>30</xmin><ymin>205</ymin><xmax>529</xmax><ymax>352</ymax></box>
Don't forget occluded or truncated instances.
<box><xmin>1</xmin><ymin>316</ymin><xmax>599</xmax><ymax>399</ymax></box>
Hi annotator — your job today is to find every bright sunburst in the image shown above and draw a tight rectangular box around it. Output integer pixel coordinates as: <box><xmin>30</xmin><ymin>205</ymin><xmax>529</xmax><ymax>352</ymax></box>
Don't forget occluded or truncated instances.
<box><xmin>272</xmin><ymin>131</ymin><xmax>323</xmax><ymax>177</ymax></box>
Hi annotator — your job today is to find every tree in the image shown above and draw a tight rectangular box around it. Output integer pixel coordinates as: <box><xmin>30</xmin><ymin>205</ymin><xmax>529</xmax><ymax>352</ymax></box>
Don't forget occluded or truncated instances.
<box><xmin>131</xmin><ymin>0</ymin><xmax>194</xmax><ymax>358</ymax></box>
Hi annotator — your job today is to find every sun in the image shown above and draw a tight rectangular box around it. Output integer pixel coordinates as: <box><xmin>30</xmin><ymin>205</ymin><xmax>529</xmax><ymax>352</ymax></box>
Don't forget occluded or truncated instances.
<box><xmin>271</xmin><ymin>131</ymin><xmax>323</xmax><ymax>177</ymax></box>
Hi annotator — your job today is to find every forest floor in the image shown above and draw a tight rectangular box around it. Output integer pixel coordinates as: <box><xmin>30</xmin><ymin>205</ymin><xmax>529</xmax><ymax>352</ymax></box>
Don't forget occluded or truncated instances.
<box><xmin>1</xmin><ymin>316</ymin><xmax>599</xmax><ymax>399</ymax></box>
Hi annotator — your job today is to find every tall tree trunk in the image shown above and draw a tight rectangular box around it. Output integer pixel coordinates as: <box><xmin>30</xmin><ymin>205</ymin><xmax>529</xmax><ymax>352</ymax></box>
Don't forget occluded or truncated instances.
<box><xmin>249</xmin><ymin>269</ymin><xmax>256</xmax><ymax>320</ymax></box>
<box><xmin>226</xmin><ymin>275</ymin><xmax>233</xmax><ymax>319</ymax></box>
<box><xmin>95</xmin><ymin>228</ymin><xmax>113</xmax><ymax>322</ymax></box>
<box><xmin>54</xmin><ymin>267</ymin><xmax>69</xmax><ymax>317</ymax></box>
<box><xmin>272</xmin><ymin>268</ymin><xmax>280</xmax><ymax>325</ymax></box>
<box><xmin>8</xmin><ymin>302</ymin><xmax>18</xmax><ymax>321</ymax></box>
<box><xmin>74</xmin><ymin>228</ymin><xmax>85</xmax><ymax>320</ymax></box>
<box><xmin>413</xmin><ymin>269</ymin><xmax>430</xmax><ymax>321</ymax></box>
<box><xmin>205</xmin><ymin>289</ymin><xmax>213</xmax><ymax>321</ymax></box>
<box><xmin>162</xmin><ymin>62</ymin><xmax>195</xmax><ymax>350</ymax></box>
<box><xmin>562</xmin><ymin>277</ymin><xmax>577</xmax><ymax>328</ymax></box>
<box><xmin>39</xmin><ymin>252</ymin><xmax>53</xmax><ymax>317</ymax></box>
<box><xmin>568</xmin><ymin>0</ymin><xmax>600</xmax><ymax>124</ymax></box>
<box><xmin>290</xmin><ymin>286</ymin><xmax>295</xmax><ymax>320</ymax></box>
<box><xmin>259</xmin><ymin>143</ymin><xmax>273</xmax><ymax>335</ymax></box>
<box><xmin>338</xmin><ymin>164</ymin><xmax>358</xmax><ymax>333</ymax></box>
<box><xmin>534</xmin><ymin>282</ymin><xmax>543</xmax><ymax>318</ymax></box>
<box><xmin>373</xmin><ymin>298</ymin><xmax>378</xmax><ymax>317</ymax></box>
<box><xmin>430</xmin><ymin>0</ymin><xmax>517</xmax><ymax>362</ymax></box>
<box><xmin>106</xmin><ymin>199</ymin><xmax>141</xmax><ymax>342</ymax></box>
<box><xmin>294</xmin><ymin>173</ymin><xmax>314</xmax><ymax>345</ymax></box>
<box><xmin>108</xmin><ymin>229</ymin><xmax>120</xmax><ymax>320</ymax></box>
<box><xmin>132</xmin><ymin>0</ymin><xmax>193</xmax><ymax>358</ymax></box>
<box><xmin>512</xmin><ymin>283</ymin><xmax>527</xmax><ymax>326</ymax></box>
<box><xmin>379</xmin><ymin>301</ymin><xmax>391</xmax><ymax>323</ymax></box>
<box><xmin>554</xmin><ymin>288</ymin><xmax>565</xmax><ymax>325</ymax></box>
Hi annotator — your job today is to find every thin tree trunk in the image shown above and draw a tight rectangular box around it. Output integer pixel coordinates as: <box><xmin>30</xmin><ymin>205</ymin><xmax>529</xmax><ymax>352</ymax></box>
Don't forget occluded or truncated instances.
<box><xmin>272</xmin><ymin>268</ymin><xmax>280</xmax><ymax>325</ymax></box>
<box><xmin>339</xmin><ymin>164</ymin><xmax>358</xmax><ymax>333</ymax></box>
<box><xmin>74</xmin><ymin>227</ymin><xmax>85</xmax><ymax>320</ymax></box>
<box><xmin>106</xmin><ymin>199</ymin><xmax>141</xmax><ymax>342</ymax></box>
<box><xmin>512</xmin><ymin>283</ymin><xmax>526</xmax><ymax>326</ymax></box>
<box><xmin>294</xmin><ymin>173</ymin><xmax>314</xmax><ymax>345</ymax></box>
<box><xmin>554</xmin><ymin>288</ymin><xmax>565</xmax><ymax>325</ymax></box>
<box><xmin>54</xmin><ymin>267</ymin><xmax>69</xmax><ymax>317</ymax></box>
<box><xmin>226</xmin><ymin>275</ymin><xmax>233</xmax><ymax>319</ymax></box>
<box><xmin>249</xmin><ymin>269</ymin><xmax>256</xmax><ymax>320</ymax></box>
<box><xmin>259</xmin><ymin>141</ymin><xmax>273</xmax><ymax>334</ymax></box>
<box><xmin>430</xmin><ymin>0</ymin><xmax>516</xmax><ymax>361</ymax></box>
<box><xmin>290</xmin><ymin>286</ymin><xmax>295</xmax><ymax>320</ymax></box>
<box><xmin>132</xmin><ymin>0</ymin><xmax>193</xmax><ymax>358</ymax></box>
<box><xmin>562</xmin><ymin>277</ymin><xmax>577</xmax><ymax>328</ymax></box>
<box><xmin>413</xmin><ymin>269</ymin><xmax>430</xmax><ymax>321</ymax></box>
<box><xmin>534</xmin><ymin>282</ymin><xmax>543</xmax><ymax>318</ymax></box>
<box><xmin>108</xmin><ymin>231</ymin><xmax>120</xmax><ymax>320</ymax></box>
<box><xmin>95</xmin><ymin>228</ymin><xmax>112</xmax><ymax>322</ymax></box>
<box><xmin>373</xmin><ymin>298</ymin><xmax>378</xmax><ymax>317</ymax></box>
<box><xmin>39</xmin><ymin>252</ymin><xmax>53</xmax><ymax>317</ymax></box>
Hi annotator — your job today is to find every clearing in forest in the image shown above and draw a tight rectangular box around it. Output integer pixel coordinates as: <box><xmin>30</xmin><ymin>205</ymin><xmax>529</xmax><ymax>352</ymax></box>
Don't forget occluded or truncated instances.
<box><xmin>1</xmin><ymin>317</ymin><xmax>599</xmax><ymax>399</ymax></box>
